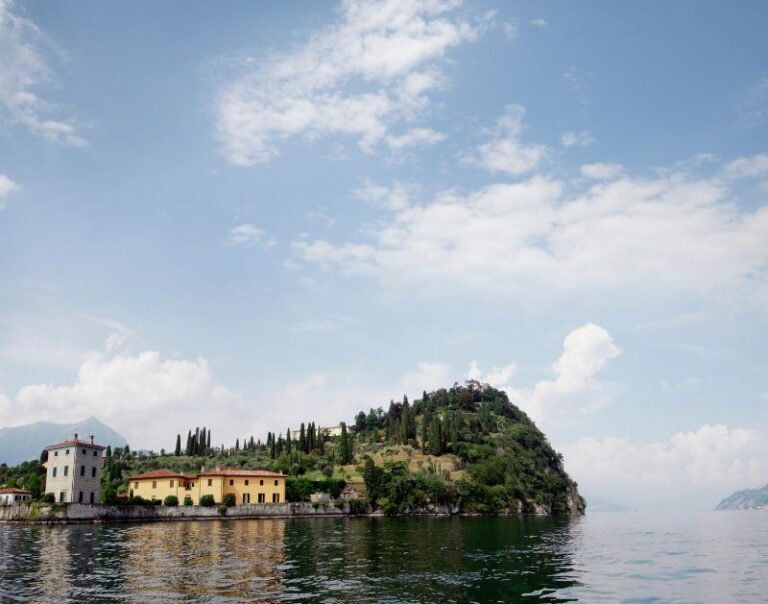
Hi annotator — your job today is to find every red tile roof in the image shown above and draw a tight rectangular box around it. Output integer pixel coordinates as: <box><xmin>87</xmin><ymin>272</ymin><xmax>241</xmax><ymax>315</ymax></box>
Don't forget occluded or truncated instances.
<box><xmin>199</xmin><ymin>467</ymin><xmax>285</xmax><ymax>478</ymax></box>
<box><xmin>47</xmin><ymin>439</ymin><xmax>106</xmax><ymax>451</ymax></box>
<box><xmin>0</xmin><ymin>488</ymin><xmax>33</xmax><ymax>495</ymax></box>
<box><xmin>127</xmin><ymin>469</ymin><xmax>191</xmax><ymax>481</ymax></box>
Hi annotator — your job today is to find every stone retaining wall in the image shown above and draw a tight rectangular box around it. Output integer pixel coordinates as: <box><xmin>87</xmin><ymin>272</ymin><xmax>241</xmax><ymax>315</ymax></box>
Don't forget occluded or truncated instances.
<box><xmin>0</xmin><ymin>501</ymin><xmax>349</xmax><ymax>524</ymax></box>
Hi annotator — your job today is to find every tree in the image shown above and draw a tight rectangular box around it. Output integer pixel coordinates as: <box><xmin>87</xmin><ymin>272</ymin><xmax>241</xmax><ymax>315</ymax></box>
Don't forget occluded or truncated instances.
<box><xmin>355</xmin><ymin>411</ymin><xmax>367</xmax><ymax>432</ymax></box>
<box><xmin>164</xmin><ymin>495</ymin><xmax>179</xmax><ymax>506</ymax></box>
<box><xmin>429</xmin><ymin>416</ymin><xmax>443</xmax><ymax>456</ymax></box>
<box><xmin>339</xmin><ymin>422</ymin><xmax>352</xmax><ymax>465</ymax></box>
<box><xmin>299</xmin><ymin>423</ymin><xmax>306</xmax><ymax>453</ymax></box>
<box><xmin>286</xmin><ymin>428</ymin><xmax>292</xmax><ymax>455</ymax></box>
<box><xmin>174</xmin><ymin>434</ymin><xmax>181</xmax><ymax>457</ymax></box>
<box><xmin>420</xmin><ymin>414</ymin><xmax>428</xmax><ymax>454</ymax></box>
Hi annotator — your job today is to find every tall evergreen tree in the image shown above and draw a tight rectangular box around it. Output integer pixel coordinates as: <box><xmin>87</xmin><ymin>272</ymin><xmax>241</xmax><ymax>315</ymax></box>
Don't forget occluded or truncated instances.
<box><xmin>186</xmin><ymin>430</ymin><xmax>192</xmax><ymax>456</ymax></box>
<box><xmin>299</xmin><ymin>423</ymin><xmax>306</xmax><ymax>453</ymax></box>
<box><xmin>339</xmin><ymin>422</ymin><xmax>351</xmax><ymax>464</ymax></box>
<box><xmin>174</xmin><ymin>434</ymin><xmax>181</xmax><ymax>456</ymax></box>
<box><xmin>286</xmin><ymin>428</ymin><xmax>292</xmax><ymax>455</ymax></box>
<box><xmin>420</xmin><ymin>414</ymin><xmax>428</xmax><ymax>454</ymax></box>
<box><xmin>235</xmin><ymin>438</ymin><xmax>240</xmax><ymax>452</ymax></box>
<box><xmin>429</xmin><ymin>416</ymin><xmax>443</xmax><ymax>456</ymax></box>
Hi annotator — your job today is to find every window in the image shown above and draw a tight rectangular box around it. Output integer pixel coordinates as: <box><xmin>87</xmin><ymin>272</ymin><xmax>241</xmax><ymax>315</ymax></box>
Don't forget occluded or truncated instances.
<box><xmin>245</xmin><ymin>480</ymin><xmax>249</xmax><ymax>486</ymax></box>
<box><xmin>170</xmin><ymin>480</ymin><xmax>174</xmax><ymax>488</ymax></box>
<box><xmin>65</xmin><ymin>449</ymin><xmax>70</xmax><ymax>455</ymax></box>
<box><xmin>93</xmin><ymin>451</ymin><xmax>97</xmax><ymax>457</ymax></box>
<box><xmin>90</xmin><ymin>492</ymin><xmax>95</xmax><ymax>504</ymax></box>
<box><xmin>53</xmin><ymin>467</ymin><xmax>57</xmax><ymax>478</ymax></box>
<box><xmin>274</xmin><ymin>480</ymin><xmax>278</xmax><ymax>486</ymax></box>
<box><xmin>59</xmin><ymin>492</ymin><xmax>65</xmax><ymax>503</ymax></box>
<box><xmin>134</xmin><ymin>482</ymin><xmax>139</xmax><ymax>488</ymax></box>
<box><xmin>259</xmin><ymin>480</ymin><xmax>263</xmax><ymax>486</ymax></box>
<box><xmin>243</xmin><ymin>493</ymin><xmax>250</xmax><ymax>504</ymax></box>
<box><xmin>152</xmin><ymin>481</ymin><xmax>157</xmax><ymax>489</ymax></box>
<box><xmin>63</xmin><ymin>466</ymin><xmax>68</xmax><ymax>477</ymax></box>
<box><xmin>78</xmin><ymin>492</ymin><xmax>83</xmax><ymax>503</ymax></box>
<box><xmin>272</xmin><ymin>493</ymin><xmax>280</xmax><ymax>503</ymax></box>
<box><xmin>229</xmin><ymin>479</ymin><xmax>234</xmax><ymax>486</ymax></box>
<box><xmin>54</xmin><ymin>451</ymin><xmax>58</xmax><ymax>457</ymax></box>
<box><xmin>80</xmin><ymin>465</ymin><xmax>85</xmax><ymax>476</ymax></box>
<box><xmin>258</xmin><ymin>493</ymin><xmax>265</xmax><ymax>503</ymax></box>
<box><xmin>207</xmin><ymin>479</ymin><xmax>212</xmax><ymax>487</ymax></box>
<box><xmin>92</xmin><ymin>467</ymin><xmax>96</xmax><ymax>477</ymax></box>
<box><xmin>82</xmin><ymin>449</ymin><xmax>86</xmax><ymax>454</ymax></box>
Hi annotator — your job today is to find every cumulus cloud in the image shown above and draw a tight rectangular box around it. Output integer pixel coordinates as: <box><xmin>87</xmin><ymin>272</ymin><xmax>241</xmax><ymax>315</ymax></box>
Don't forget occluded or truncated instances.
<box><xmin>463</xmin><ymin>104</ymin><xmax>549</xmax><ymax>175</ymax></box>
<box><xmin>214</xmin><ymin>0</ymin><xmax>479</xmax><ymax>165</ymax></box>
<box><xmin>352</xmin><ymin>179</ymin><xmax>412</xmax><ymax>210</ymax></box>
<box><xmin>0</xmin><ymin>173</ymin><xmax>21</xmax><ymax>209</ymax></box>
<box><xmin>3</xmin><ymin>351</ymin><xmax>246</xmax><ymax>449</ymax></box>
<box><xmin>468</xmin><ymin>324</ymin><xmax>620</xmax><ymax>421</ymax></box>
<box><xmin>561</xmin><ymin>130</ymin><xmax>594</xmax><ymax>147</ymax></box>
<box><xmin>228</xmin><ymin>224</ymin><xmax>277</xmax><ymax>247</ymax></box>
<box><xmin>0</xmin><ymin>0</ymin><xmax>87</xmax><ymax>146</ymax></box>
<box><xmin>385</xmin><ymin>126</ymin><xmax>445</xmax><ymax>150</ymax></box>
<box><xmin>294</xmin><ymin>161</ymin><xmax>768</xmax><ymax>302</ymax></box>
<box><xmin>529</xmin><ymin>18</ymin><xmax>549</xmax><ymax>28</ymax></box>
<box><xmin>722</xmin><ymin>153</ymin><xmax>768</xmax><ymax>179</ymax></box>
<box><xmin>562</xmin><ymin>424</ymin><xmax>768</xmax><ymax>509</ymax></box>
<box><xmin>580</xmin><ymin>162</ymin><xmax>624</xmax><ymax>180</ymax></box>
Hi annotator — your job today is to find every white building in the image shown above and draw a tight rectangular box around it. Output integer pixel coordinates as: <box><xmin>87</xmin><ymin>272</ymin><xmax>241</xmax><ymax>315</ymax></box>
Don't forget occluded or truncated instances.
<box><xmin>44</xmin><ymin>434</ymin><xmax>105</xmax><ymax>504</ymax></box>
<box><xmin>0</xmin><ymin>488</ymin><xmax>32</xmax><ymax>504</ymax></box>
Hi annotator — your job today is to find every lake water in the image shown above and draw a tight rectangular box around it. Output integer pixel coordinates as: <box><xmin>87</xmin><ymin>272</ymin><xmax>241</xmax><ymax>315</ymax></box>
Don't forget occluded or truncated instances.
<box><xmin>0</xmin><ymin>512</ymin><xmax>766</xmax><ymax>602</ymax></box>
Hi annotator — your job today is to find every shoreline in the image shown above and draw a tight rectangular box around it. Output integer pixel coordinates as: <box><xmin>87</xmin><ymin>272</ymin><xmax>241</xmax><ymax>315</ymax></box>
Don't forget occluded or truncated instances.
<box><xmin>0</xmin><ymin>501</ymin><xmax>566</xmax><ymax>525</ymax></box>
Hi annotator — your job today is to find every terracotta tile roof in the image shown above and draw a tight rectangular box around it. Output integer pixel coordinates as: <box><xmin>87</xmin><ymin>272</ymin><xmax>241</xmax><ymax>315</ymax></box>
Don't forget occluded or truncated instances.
<box><xmin>47</xmin><ymin>439</ymin><xmax>106</xmax><ymax>451</ymax></box>
<box><xmin>0</xmin><ymin>488</ymin><xmax>33</xmax><ymax>495</ymax></box>
<box><xmin>127</xmin><ymin>469</ymin><xmax>191</xmax><ymax>481</ymax></box>
<box><xmin>199</xmin><ymin>467</ymin><xmax>285</xmax><ymax>478</ymax></box>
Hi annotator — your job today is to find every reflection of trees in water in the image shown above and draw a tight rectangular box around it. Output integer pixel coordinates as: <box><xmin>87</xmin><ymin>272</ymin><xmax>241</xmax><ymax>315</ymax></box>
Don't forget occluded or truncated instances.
<box><xmin>281</xmin><ymin>516</ymin><xmax>578</xmax><ymax>603</ymax></box>
<box><xmin>121</xmin><ymin>519</ymin><xmax>286</xmax><ymax>601</ymax></box>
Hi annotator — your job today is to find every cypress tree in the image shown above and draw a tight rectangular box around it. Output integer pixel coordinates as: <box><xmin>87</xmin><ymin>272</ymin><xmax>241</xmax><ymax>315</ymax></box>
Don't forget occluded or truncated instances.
<box><xmin>207</xmin><ymin>429</ymin><xmax>211</xmax><ymax>453</ymax></box>
<box><xmin>429</xmin><ymin>417</ymin><xmax>443</xmax><ymax>456</ymax></box>
<box><xmin>186</xmin><ymin>430</ymin><xmax>192</xmax><ymax>456</ymax></box>
<box><xmin>235</xmin><ymin>438</ymin><xmax>240</xmax><ymax>452</ymax></box>
<box><xmin>420</xmin><ymin>415</ymin><xmax>428</xmax><ymax>454</ymax></box>
<box><xmin>286</xmin><ymin>428</ymin><xmax>292</xmax><ymax>454</ymax></box>
<box><xmin>339</xmin><ymin>422</ymin><xmax>351</xmax><ymax>464</ymax></box>
<box><xmin>401</xmin><ymin>396</ymin><xmax>410</xmax><ymax>444</ymax></box>
<box><xmin>299</xmin><ymin>423</ymin><xmax>306</xmax><ymax>453</ymax></box>
<box><xmin>174</xmin><ymin>434</ymin><xmax>181</xmax><ymax>456</ymax></box>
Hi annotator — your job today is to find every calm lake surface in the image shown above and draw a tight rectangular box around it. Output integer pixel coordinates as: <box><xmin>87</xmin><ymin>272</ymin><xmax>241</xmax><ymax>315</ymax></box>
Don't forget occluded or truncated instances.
<box><xmin>0</xmin><ymin>512</ymin><xmax>766</xmax><ymax>603</ymax></box>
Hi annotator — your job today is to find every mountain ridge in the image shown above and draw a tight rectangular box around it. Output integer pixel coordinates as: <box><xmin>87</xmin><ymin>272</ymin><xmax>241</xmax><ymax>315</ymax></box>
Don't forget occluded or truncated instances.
<box><xmin>715</xmin><ymin>484</ymin><xmax>768</xmax><ymax>510</ymax></box>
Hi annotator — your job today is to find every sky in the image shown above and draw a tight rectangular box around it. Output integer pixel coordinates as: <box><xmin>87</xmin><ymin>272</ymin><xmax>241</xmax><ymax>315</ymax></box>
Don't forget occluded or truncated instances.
<box><xmin>1</xmin><ymin>0</ymin><xmax>767</xmax><ymax>510</ymax></box>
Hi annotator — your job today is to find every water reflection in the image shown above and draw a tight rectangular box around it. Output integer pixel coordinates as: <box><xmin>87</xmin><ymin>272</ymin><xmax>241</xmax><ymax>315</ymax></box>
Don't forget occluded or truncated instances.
<box><xmin>0</xmin><ymin>516</ymin><xmax>580</xmax><ymax>602</ymax></box>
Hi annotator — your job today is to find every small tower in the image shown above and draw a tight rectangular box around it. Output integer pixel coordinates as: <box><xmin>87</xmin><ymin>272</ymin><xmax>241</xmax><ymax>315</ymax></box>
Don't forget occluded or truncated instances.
<box><xmin>44</xmin><ymin>434</ymin><xmax>105</xmax><ymax>504</ymax></box>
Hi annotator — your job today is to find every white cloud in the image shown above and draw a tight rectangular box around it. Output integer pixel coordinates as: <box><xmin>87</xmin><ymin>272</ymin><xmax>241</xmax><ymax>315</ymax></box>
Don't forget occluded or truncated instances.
<box><xmin>385</xmin><ymin>126</ymin><xmax>445</xmax><ymax>150</ymax></box>
<box><xmin>737</xmin><ymin>75</ymin><xmax>768</xmax><ymax>126</ymax></box>
<box><xmin>561</xmin><ymin>130</ymin><xmax>594</xmax><ymax>147</ymax></box>
<box><xmin>294</xmin><ymin>162</ymin><xmax>768</xmax><ymax>302</ymax></box>
<box><xmin>722</xmin><ymin>153</ymin><xmax>768</xmax><ymax>179</ymax></box>
<box><xmin>529</xmin><ymin>18</ymin><xmax>549</xmax><ymax>28</ymax></box>
<box><xmin>563</xmin><ymin>66</ymin><xmax>593</xmax><ymax>106</ymax></box>
<box><xmin>562</xmin><ymin>424</ymin><xmax>768</xmax><ymax>509</ymax></box>
<box><xmin>352</xmin><ymin>179</ymin><xmax>412</xmax><ymax>210</ymax></box>
<box><xmin>4</xmin><ymin>351</ymin><xmax>246</xmax><ymax>449</ymax></box>
<box><xmin>0</xmin><ymin>0</ymin><xmax>87</xmax><ymax>146</ymax></box>
<box><xmin>0</xmin><ymin>173</ymin><xmax>21</xmax><ymax>209</ymax></box>
<box><xmin>469</xmin><ymin>324</ymin><xmax>620</xmax><ymax>422</ymax></box>
<box><xmin>214</xmin><ymin>0</ymin><xmax>479</xmax><ymax>165</ymax></box>
<box><xmin>463</xmin><ymin>105</ymin><xmax>549</xmax><ymax>175</ymax></box>
<box><xmin>228</xmin><ymin>223</ymin><xmax>277</xmax><ymax>247</ymax></box>
<box><xmin>400</xmin><ymin>361</ymin><xmax>451</xmax><ymax>397</ymax></box>
<box><xmin>580</xmin><ymin>162</ymin><xmax>624</xmax><ymax>180</ymax></box>
<box><xmin>501</xmin><ymin>21</ymin><xmax>517</xmax><ymax>40</ymax></box>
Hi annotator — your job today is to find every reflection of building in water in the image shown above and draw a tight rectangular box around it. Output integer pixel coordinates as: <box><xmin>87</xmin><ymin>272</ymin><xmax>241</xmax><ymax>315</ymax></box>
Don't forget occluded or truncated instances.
<box><xmin>128</xmin><ymin>467</ymin><xmax>286</xmax><ymax>505</ymax></box>
<box><xmin>122</xmin><ymin>519</ymin><xmax>287</xmax><ymax>601</ymax></box>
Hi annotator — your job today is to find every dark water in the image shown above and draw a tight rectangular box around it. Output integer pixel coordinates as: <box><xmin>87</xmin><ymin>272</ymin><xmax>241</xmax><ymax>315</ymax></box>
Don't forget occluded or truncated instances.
<box><xmin>0</xmin><ymin>512</ymin><xmax>766</xmax><ymax>603</ymax></box>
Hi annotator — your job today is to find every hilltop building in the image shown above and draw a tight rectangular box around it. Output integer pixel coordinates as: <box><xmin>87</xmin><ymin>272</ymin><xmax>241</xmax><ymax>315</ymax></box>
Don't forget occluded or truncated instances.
<box><xmin>44</xmin><ymin>434</ymin><xmax>105</xmax><ymax>504</ymax></box>
<box><xmin>290</xmin><ymin>425</ymin><xmax>343</xmax><ymax>441</ymax></box>
<box><xmin>0</xmin><ymin>488</ymin><xmax>32</xmax><ymax>504</ymax></box>
<box><xmin>128</xmin><ymin>467</ymin><xmax>285</xmax><ymax>505</ymax></box>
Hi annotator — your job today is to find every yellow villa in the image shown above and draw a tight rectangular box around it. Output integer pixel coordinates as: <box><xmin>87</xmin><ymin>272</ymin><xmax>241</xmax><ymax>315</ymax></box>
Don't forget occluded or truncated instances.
<box><xmin>128</xmin><ymin>467</ymin><xmax>286</xmax><ymax>505</ymax></box>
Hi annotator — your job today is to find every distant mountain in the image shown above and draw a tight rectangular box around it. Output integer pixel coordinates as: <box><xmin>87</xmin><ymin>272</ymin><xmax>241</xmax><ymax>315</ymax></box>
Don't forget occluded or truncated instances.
<box><xmin>584</xmin><ymin>497</ymin><xmax>635</xmax><ymax>512</ymax></box>
<box><xmin>0</xmin><ymin>417</ymin><xmax>128</xmax><ymax>466</ymax></box>
<box><xmin>715</xmin><ymin>484</ymin><xmax>768</xmax><ymax>510</ymax></box>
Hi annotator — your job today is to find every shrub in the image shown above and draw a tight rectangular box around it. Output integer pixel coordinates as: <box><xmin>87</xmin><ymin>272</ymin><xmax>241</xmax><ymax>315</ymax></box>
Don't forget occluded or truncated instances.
<box><xmin>163</xmin><ymin>495</ymin><xmax>179</xmax><ymax>507</ymax></box>
<box><xmin>222</xmin><ymin>493</ymin><xmax>236</xmax><ymax>507</ymax></box>
<box><xmin>183</xmin><ymin>496</ymin><xmax>193</xmax><ymax>506</ymax></box>
<box><xmin>218</xmin><ymin>505</ymin><xmax>228</xmax><ymax>516</ymax></box>
<box><xmin>199</xmin><ymin>494</ymin><xmax>215</xmax><ymax>507</ymax></box>
<box><xmin>347</xmin><ymin>498</ymin><xmax>367</xmax><ymax>515</ymax></box>
<box><xmin>128</xmin><ymin>495</ymin><xmax>152</xmax><ymax>506</ymax></box>
<box><xmin>41</xmin><ymin>493</ymin><xmax>55</xmax><ymax>504</ymax></box>
<box><xmin>321</xmin><ymin>465</ymin><xmax>333</xmax><ymax>478</ymax></box>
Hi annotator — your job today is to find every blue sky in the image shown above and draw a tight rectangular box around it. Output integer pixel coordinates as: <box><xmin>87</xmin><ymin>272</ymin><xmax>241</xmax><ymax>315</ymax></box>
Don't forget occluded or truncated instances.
<box><xmin>1</xmin><ymin>0</ymin><xmax>767</xmax><ymax>509</ymax></box>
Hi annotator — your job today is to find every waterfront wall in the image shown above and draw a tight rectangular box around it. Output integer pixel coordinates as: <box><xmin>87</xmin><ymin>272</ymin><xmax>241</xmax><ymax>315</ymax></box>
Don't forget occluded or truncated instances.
<box><xmin>0</xmin><ymin>501</ymin><xmax>349</xmax><ymax>524</ymax></box>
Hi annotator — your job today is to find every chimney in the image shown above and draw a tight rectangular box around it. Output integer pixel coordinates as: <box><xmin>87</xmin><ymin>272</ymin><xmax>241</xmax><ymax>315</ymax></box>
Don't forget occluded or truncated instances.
<box><xmin>74</xmin><ymin>433</ymin><xmax>79</xmax><ymax>441</ymax></box>
<box><xmin>89</xmin><ymin>435</ymin><xmax>94</xmax><ymax>444</ymax></box>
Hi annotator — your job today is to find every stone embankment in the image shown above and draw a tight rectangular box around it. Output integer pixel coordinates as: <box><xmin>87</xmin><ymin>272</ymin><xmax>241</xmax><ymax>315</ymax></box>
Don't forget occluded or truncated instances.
<box><xmin>0</xmin><ymin>502</ymin><xmax>350</xmax><ymax>524</ymax></box>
